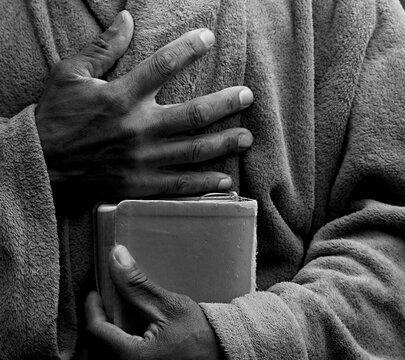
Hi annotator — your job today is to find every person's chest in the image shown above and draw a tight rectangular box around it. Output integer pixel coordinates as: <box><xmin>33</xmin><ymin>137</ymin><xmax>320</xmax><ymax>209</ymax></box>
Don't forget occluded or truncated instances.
<box><xmin>1</xmin><ymin>0</ymin><xmax>242</xmax><ymax>118</ymax></box>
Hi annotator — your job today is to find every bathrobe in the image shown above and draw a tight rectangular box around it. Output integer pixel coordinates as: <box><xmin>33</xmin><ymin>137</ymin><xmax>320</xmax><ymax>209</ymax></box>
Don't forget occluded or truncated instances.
<box><xmin>0</xmin><ymin>0</ymin><xmax>404</xmax><ymax>358</ymax></box>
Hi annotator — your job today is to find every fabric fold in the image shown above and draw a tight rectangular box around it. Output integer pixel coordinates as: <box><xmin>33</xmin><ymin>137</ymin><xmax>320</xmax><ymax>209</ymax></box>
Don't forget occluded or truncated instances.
<box><xmin>1</xmin><ymin>0</ymin><xmax>405</xmax><ymax>358</ymax></box>
<box><xmin>201</xmin><ymin>292</ymin><xmax>307</xmax><ymax>360</ymax></box>
<box><xmin>0</xmin><ymin>105</ymin><xmax>60</xmax><ymax>359</ymax></box>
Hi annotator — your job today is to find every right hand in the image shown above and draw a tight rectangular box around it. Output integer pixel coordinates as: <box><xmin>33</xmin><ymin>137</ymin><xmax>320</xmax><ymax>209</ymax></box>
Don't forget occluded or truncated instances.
<box><xmin>35</xmin><ymin>10</ymin><xmax>254</xmax><ymax>199</ymax></box>
<box><xmin>85</xmin><ymin>245</ymin><xmax>226</xmax><ymax>360</ymax></box>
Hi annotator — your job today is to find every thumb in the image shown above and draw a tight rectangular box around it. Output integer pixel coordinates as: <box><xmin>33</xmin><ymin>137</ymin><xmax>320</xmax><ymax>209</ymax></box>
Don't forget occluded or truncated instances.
<box><xmin>109</xmin><ymin>245</ymin><xmax>170</xmax><ymax>321</ymax></box>
<box><xmin>68</xmin><ymin>10</ymin><xmax>134</xmax><ymax>78</ymax></box>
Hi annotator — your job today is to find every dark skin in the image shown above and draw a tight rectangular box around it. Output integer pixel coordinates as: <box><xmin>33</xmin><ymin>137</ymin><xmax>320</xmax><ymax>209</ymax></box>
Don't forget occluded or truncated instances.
<box><xmin>35</xmin><ymin>10</ymin><xmax>254</xmax><ymax>199</ymax></box>
<box><xmin>36</xmin><ymin>9</ymin><xmax>252</xmax><ymax>359</ymax></box>
<box><xmin>85</xmin><ymin>245</ymin><xmax>226</xmax><ymax>359</ymax></box>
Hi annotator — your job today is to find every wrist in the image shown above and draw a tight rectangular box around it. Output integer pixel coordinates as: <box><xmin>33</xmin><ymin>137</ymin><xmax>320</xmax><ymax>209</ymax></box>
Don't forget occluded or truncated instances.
<box><xmin>200</xmin><ymin>305</ymin><xmax>227</xmax><ymax>360</ymax></box>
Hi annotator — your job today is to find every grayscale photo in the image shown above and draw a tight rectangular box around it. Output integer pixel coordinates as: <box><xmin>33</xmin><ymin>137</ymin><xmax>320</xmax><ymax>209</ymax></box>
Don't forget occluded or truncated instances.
<box><xmin>1</xmin><ymin>0</ymin><xmax>405</xmax><ymax>359</ymax></box>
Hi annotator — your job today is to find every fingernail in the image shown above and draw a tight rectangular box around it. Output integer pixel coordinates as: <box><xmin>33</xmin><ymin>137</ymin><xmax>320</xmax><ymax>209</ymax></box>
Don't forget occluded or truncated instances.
<box><xmin>239</xmin><ymin>88</ymin><xmax>254</xmax><ymax>107</ymax></box>
<box><xmin>200</xmin><ymin>30</ymin><xmax>215</xmax><ymax>48</ymax></box>
<box><xmin>113</xmin><ymin>245</ymin><xmax>134</xmax><ymax>268</ymax></box>
<box><xmin>218</xmin><ymin>177</ymin><xmax>232</xmax><ymax>191</ymax></box>
<box><xmin>238</xmin><ymin>133</ymin><xmax>253</xmax><ymax>148</ymax></box>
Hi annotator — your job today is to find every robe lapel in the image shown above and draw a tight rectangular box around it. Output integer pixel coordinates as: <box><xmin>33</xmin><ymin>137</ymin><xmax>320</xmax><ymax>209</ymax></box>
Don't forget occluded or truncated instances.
<box><xmin>84</xmin><ymin>0</ymin><xmax>127</xmax><ymax>28</ymax></box>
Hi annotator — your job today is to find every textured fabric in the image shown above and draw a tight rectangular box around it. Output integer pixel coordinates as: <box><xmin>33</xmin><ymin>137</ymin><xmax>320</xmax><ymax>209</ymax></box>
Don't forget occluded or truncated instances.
<box><xmin>1</xmin><ymin>0</ymin><xmax>405</xmax><ymax>359</ymax></box>
<box><xmin>0</xmin><ymin>105</ymin><xmax>59</xmax><ymax>358</ymax></box>
<box><xmin>203</xmin><ymin>0</ymin><xmax>405</xmax><ymax>358</ymax></box>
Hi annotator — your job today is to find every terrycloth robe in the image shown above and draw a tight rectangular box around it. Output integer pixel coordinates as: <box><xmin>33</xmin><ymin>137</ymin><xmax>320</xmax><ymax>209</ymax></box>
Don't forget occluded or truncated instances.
<box><xmin>1</xmin><ymin>0</ymin><xmax>405</xmax><ymax>359</ymax></box>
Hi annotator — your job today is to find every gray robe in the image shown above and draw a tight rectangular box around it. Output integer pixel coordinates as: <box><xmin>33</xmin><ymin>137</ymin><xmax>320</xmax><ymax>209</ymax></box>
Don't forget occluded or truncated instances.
<box><xmin>1</xmin><ymin>0</ymin><xmax>404</xmax><ymax>358</ymax></box>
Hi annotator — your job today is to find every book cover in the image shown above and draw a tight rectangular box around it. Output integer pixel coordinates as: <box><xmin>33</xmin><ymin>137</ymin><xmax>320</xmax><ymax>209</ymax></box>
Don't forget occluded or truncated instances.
<box><xmin>95</xmin><ymin>193</ymin><xmax>257</xmax><ymax>328</ymax></box>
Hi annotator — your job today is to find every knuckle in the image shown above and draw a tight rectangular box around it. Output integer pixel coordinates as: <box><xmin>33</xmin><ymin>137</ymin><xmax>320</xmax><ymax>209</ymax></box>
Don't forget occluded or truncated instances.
<box><xmin>223</xmin><ymin>133</ymin><xmax>237</xmax><ymax>151</ymax></box>
<box><xmin>165</xmin><ymin>294</ymin><xmax>192</xmax><ymax>317</ymax></box>
<box><xmin>126</xmin><ymin>269</ymin><xmax>149</xmax><ymax>289</ymax></box>
<box><xmin>152</xmin><ymin>51</ymin><xmax>178</xmax><ymax>78</ymax></box>
<box><xmin>189</xmin><ymin>139</ymin><xmax>205</xmax><ymax>162</ymax></box>
<box><xmin>90</xmin><ymin>36</ymin><xmax>113</xmax><ymax>55</ymax></box>
<box><xmin>182</xmin><ymin>37</ymin><xmax>199</xmax><ymax>58</ymax></box>
<box><xmin>172</xmin><ymin>174</ymin><xmax>212</xmax><ymax>194</ymax></box>
<box><xmin>173</xmin><ymin>175</ymin><xmax>193</xmax><ymax>193</ymax></box>
<box><xmin>199</xmin><ymin>176</ymin><xmax>212</xmax><ymax>193</ymax></box>
<box><xmin>100</xmin><ymin>27</ymin><xmax>120</xmax><ymax>41</ymax></box>
<box><xmin>160</xmin><ymin>178</ymin><xmax>172</xmax><ymax>194</ymax></box>
<box><xmin>223</xmin><ymin>93</ymin><xmax>235</xmax><ymax>112</ymax></box>
<box><xmin>74</xmin><ymin>37</ymin><xmax>114</xmax><ymax>73</ymax></box>
<box><xmin>187</xmin><ymin>102</ymin><xmax>211</xmax><ymax>128</ymax></box>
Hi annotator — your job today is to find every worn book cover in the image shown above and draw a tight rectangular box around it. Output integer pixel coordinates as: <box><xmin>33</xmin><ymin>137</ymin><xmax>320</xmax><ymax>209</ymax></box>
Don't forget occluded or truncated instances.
<box><xmin>95</xmin><ymin>193</ymin><xmax>257</xmax><ymax>328</ymax></box>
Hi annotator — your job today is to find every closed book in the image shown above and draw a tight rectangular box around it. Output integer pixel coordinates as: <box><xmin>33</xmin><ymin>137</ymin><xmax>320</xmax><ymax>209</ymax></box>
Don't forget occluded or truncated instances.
<box><xmin>95</xmin><ymin>192</ymin><xmax>257</xmax><ymax>328</ymax></box>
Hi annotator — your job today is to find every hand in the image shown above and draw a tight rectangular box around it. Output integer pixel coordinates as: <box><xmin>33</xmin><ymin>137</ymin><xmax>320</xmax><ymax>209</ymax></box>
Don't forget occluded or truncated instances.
<box><xmin>35</xmin><ymin>10</ymin><xmax>254</xmax><ymax>199</ymax></box>
<box><xmin>85</xmin><ymin>245</ymin><xmax>225</xmax><ymax>360</ymax></box>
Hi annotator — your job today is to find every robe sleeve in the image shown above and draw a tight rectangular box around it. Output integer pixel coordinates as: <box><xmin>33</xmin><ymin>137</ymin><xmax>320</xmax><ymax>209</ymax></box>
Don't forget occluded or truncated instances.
<box><xmin>201</xmin><ymin>0</ymin><xmax>405</xmax><ymax>358</ymax></box>
<box><xmin>0</xmin><ymin>105</ymin><xmax>60</xmax><ymax>359</ymax></box>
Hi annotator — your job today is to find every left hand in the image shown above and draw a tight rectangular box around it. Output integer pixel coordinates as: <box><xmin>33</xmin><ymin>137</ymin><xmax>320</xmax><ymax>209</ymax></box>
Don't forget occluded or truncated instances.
<box><xmin>85</xmin><ymin>245</ymin><xmax>225</xmax><ymax>360</ymax></box>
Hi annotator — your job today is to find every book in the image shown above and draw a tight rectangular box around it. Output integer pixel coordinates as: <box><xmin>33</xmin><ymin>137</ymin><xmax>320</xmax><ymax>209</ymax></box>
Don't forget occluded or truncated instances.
<box><xmin>95</xmin><ymin>192</ymin><xmax>257</xmax><ymax>328</ymax></box>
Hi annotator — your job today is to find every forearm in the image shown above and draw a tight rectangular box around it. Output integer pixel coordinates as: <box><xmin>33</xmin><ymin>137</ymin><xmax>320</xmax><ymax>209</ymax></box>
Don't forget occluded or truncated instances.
<box><xmin>202</xmin><ymin>0</ymin><xmax>405</xmax><ymax>358</ymax></box>
<box><xmin>202</xmin><ymin>200</ymin><xmax>405</xmax><ymax>359</ymax></box>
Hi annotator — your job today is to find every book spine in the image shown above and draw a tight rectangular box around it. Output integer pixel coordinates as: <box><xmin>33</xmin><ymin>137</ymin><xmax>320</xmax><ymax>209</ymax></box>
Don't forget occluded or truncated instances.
<box><xmin>96</xmin><ymin>206</ymin><xmax>119</xmax><ymax>324</ymax></box>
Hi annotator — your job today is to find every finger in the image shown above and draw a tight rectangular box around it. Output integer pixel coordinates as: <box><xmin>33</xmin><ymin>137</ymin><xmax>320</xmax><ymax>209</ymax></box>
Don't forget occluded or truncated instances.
<box><xmin>123</xmin><ymin>171</ymin><xmax>234</xmax><ymax>197</ymax></box>
<box><xmin>85</xmin><ymin>291</ymin><xmax>108</xmax><ymax>324</ymax></box>
<box><xmin>63</xmin><ymin>10</ymin><xmax>134</xmax><ymax>78</ymax></box>
<box><xmin>85</xmin><ymin>291</ymin><xmax>144</xmax><ymax>355</ymax></box>
<box><xmin>118</xmin><ymin>28</ymin><xmax>215</xmax><ymax>98</ymax></box>
<box><xmin>74</xmin><ymin>167</ymin><xmax>234</xmax><ymax>199</ymax></box>
<box><xmin>109</xmin><ymin>245</ymin><xmax>173</xmax><ymax>321</ymax></box>
<box><xmin>138</xmin><ymin>128</ymin><xmax>253</xmax><ymax>166</ymax></box>
<box><xmin>152</xmin><ymin>87</ymin><xmax>254</xmax><ymax>135</ymax></box>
